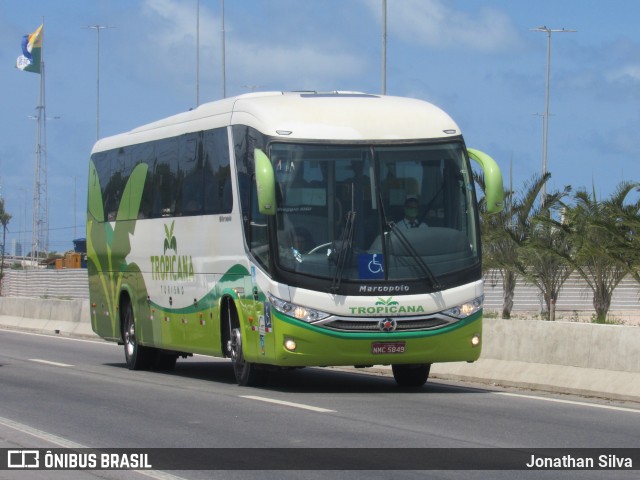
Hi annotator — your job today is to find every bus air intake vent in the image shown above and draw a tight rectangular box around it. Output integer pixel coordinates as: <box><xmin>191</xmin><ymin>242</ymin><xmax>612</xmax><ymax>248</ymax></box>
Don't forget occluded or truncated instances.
<box><xmin>316</xmin><ymin>315</ymin><xmax>454</xmax><ymax>332</ymax></box>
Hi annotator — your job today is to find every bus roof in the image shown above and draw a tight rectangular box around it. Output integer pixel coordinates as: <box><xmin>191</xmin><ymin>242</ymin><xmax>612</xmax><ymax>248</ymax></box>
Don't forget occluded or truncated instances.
<box><xmin>91</xmin><ymin>91</ymin><xmax>462</xmax><ymax>154</ymax></box>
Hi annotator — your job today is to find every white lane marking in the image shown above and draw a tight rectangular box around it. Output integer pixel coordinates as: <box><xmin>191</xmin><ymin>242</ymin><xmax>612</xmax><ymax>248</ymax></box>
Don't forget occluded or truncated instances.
<box><xmin>8</xmin><ymin>327</ymin><xmax>639</xmax><ymax>415</ymax></box>
<box><xmin>0</xmin><ymin>415</ymin><xmax>85</xmax><ymax>448</ymax></box>
<box><xmin>492</xmin><ymin>391</ymin><xmax>640</xmax><ymax>413</ymax></box>
<box><xmin>0</xmin><ymin>416</ymin><xmax>189</xmax><ymax>480</ymax></box>
<box><xmin>240</xmin><ymin>395</ymin><xmax>336</xmax><ymax>413</ymax></box>
<box><xmin>1</xmin><ymin>328</ymin><xmax>114</xmax><ymax>346</ymax></box>
<box><xmin>29</xmin><ymin>358</ymin><xmax>74</xmax><ymax>367</ymax></box>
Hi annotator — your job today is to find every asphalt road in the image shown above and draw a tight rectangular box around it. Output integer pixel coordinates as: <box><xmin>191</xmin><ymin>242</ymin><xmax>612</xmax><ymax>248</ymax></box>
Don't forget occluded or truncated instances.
<box><xmin>1</xmin><ymin>329</ymin><xmax>639</xmax><ymax>480</ymax></box>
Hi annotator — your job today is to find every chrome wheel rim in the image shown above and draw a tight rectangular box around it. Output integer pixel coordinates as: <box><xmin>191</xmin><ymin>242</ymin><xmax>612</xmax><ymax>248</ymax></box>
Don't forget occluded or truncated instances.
<box><xmin>229</xmin><ymin>328</ymin><xmax>242</xmax><ymax>362</ymax></box>
<box><xmin>125</xmin><ymin>319</ymin><xmax>135</xmax><ymax>357</ymax></box>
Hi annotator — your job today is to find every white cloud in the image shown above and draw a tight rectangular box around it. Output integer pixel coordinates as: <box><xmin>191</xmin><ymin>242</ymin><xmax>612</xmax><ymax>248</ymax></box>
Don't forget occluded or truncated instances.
<box><xmin>227</xmin><ymin>42</ymin><xmax>367</xmax><ymax>90</ymax></box>
<box><xmin>139</xmin><ymin>0</ymin><xmax>369</xmax><ymax>93</ymax></box>
<box><xmin>606</xmin><ymin>64</ymin><xmax>640</xmax><ymax>82</ymax></box>
<box><xmin>142</xmin><ymin>0</ymin><xmax>206</xmax><ymax>48</ymax></box>
<box><xmin>364</xmin><ymin>0</ymin><xmax>521</xmax><ymax>53</ymax></box>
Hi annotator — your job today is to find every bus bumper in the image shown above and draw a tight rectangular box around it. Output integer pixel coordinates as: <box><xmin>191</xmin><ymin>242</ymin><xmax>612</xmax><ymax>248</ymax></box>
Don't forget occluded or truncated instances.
<box><xmin>245</xmin><ymin>311</ymin><xmax>483</xmax><ymax>367</ymax></box>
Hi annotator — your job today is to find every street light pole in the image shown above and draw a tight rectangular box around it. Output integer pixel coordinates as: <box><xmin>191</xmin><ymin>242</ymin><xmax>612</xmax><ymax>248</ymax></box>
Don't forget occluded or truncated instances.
<box><xmin>221</xmin><ymin>0</ymin><xmax>226</xmax><ymax>99</ymax></box>
<box><xmin>196</xmin><ymin>0</ymin><xmax>200</xmax><ymax>107</ymax></box>
<box><xmin>84</xmin><ymin>25</ymin><xmax>114</xmax><ymax>141</ymax></box>
<box><xmin>382</xmin><ymin>0</ymin><xmax>387</xmax><ymax>95</ymax></box>
<box><xmin>531</xmin><ymin>26</ymin><xmax>576</xmax><ymax>200</ymax></box>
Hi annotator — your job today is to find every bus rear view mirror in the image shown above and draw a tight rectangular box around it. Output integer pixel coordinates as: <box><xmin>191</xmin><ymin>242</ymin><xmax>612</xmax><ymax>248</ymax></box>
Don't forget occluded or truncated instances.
<box><xmin>467</xmin><ymin>148</ymin><xmax>504</xmax><ymax>214</ymax></box>
<box><xmin>254</xmin><ymin>148</ymin><xmax>276</xmax><ymax>215</ymax></box>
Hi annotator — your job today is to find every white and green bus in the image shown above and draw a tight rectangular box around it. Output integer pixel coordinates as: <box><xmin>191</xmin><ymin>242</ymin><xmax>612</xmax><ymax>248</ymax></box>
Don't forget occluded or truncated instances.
<box><xmin>87</xmin><ymin>91</ymin><xmax>503</xmax><ymax>387</ymax></box>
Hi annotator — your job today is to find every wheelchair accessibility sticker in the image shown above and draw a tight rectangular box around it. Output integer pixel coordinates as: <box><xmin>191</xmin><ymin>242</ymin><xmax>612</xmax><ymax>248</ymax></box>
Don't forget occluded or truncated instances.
<box><xmin>358</xmin><ymin>253</ymin><xmax>384</xmax><ymax>279</ymax></box>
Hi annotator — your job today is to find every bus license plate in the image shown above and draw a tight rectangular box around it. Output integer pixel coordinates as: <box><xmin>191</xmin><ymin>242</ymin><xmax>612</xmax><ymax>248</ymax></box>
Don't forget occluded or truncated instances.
<box><xmin>371</xmin><ymin>341</ymin><xmax>406</xmax><ymax>354</ymax></box>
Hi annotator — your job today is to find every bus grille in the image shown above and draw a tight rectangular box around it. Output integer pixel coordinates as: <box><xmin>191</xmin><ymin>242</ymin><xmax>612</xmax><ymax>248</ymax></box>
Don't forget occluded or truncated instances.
<box><xmin>318</xmin><ymin>316</ymin><xmax>452</xmax><ymax>332</ymax></box>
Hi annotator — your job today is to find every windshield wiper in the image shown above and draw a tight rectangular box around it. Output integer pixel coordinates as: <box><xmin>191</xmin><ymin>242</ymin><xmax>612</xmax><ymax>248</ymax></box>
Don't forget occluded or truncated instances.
<box><xmin>378</xmin><ymin>193</ymin><xmax>441</xmax><ymax>290</ymax></box>
<box><xmin>329</xmin><ymin>186</ymin><xmax>356</xmax><ymax>293</ymax></box>
<box><xmin>388</xmin><ymin>222</ymin><xmax>441</xmax><ymax>289</ymax></box>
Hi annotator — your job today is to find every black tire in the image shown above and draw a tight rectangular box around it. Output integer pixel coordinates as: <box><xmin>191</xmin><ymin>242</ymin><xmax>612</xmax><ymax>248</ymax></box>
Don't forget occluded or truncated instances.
<box><xmin>122</xmin><ymin>301</ymin><xmax>156</xmax><ymax>370</ymax></box>
<box><xmin>392</xmin><ymin>363</ymin><xmax>431</xmax><ymax>387</ymax></box>
<box><xmin>225</xmin><ymin>302</ymin><xmax>267</xmax><ymax>386</ymax></box>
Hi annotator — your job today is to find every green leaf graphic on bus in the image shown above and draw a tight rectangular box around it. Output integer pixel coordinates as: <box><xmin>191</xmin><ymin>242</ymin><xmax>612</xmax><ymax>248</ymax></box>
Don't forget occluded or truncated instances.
<box><xmin>86</xmin><ymin>160</ymin><xmax>148</xmax><ymax>336</ymax></box>
<box><xmin>375</xmin><ymin>297</ymin><xmax>399</xmax><ymax>306</ymax></box>
<box><xmin>163</xmin><ymin>220</ymin><xmax>177</xmax><ymax>254</ymax></box>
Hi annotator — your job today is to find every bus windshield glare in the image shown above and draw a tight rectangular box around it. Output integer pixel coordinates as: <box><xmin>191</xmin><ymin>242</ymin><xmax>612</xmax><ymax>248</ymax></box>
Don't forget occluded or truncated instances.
<box><xmin>270</xmin><ymin>141</ymin><xmax>480</xmax><ymax>290</ymax></box>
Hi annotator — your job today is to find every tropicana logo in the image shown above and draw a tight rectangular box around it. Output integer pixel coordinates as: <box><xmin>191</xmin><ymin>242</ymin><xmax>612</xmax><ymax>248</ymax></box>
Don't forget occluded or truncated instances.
<box><xmin>348</xmin><ymin>296</ymin><xmax>425</xmax><ymax>315</ymax></box>
<box><xmin>150</xmin><ymin>221</ymin><xmax>194</xmax><ymax>281</ymax></box>
<box><xmin>376</xmin><ymin>297</ymin><xmax>398</xmax><ymax>307</ymax></box>
<box><xmin>163</xmin><ymin>221</ymin><xmax>177</xmax><ymax>254</ymax></box>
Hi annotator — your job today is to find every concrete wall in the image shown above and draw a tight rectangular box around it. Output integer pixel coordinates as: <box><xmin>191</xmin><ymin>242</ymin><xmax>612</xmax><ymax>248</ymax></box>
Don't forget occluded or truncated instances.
<box><xmin>482</xmin><ymin>318</ymin><xmax>640</xmax><ymax>372</ymax></box>
<box><xmin>1</xmin><ymin>297</ymin><xmax>639</xmax><ymax>402</ymax></box>
<box><xmin>0</xmin><ymin>297</ymin><xmax>94</xmax><ymax>338</ymax></box>
<box><xmin>431</xmin><ymin>318</ymin><xmax>640</xmax><ymax>402</ymax></box>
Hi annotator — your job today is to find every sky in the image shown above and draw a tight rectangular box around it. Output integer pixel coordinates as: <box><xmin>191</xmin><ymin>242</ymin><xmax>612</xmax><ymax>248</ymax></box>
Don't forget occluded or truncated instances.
<box><xmin>1</xmin><ymin>0</ymin><xmax>639</xmax><ymax>254</ymax></box>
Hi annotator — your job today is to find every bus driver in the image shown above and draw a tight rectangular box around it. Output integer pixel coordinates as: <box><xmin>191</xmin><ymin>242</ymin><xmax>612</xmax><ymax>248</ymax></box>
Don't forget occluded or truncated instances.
<box><xmin>398</xmin><ymin>197</ymin><xmax>428</xmax><ymax>229</ymax></box>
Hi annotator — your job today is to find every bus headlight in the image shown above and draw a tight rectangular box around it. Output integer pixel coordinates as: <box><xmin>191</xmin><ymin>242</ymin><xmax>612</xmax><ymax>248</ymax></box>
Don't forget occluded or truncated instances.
<box><xmin>442</xmin><ymin>296</ymin><xmax>483</xmax><ymax>319</ymax></box>
<box><xmin>268</xmin><ymin>293</ymin><xmax>331</xmax><ymax>323</ymax></box>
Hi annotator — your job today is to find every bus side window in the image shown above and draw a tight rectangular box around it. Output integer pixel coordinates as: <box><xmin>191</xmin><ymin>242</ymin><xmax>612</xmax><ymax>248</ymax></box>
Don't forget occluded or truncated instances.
<box><xmin>249</xmin><ymin>175</ymin><xmax>269</xmax><ymax>268</ymax></box>
<box><xmin>233</xmin><ymin>125</ymin><xmax>269</xmax><ymax>269</ymax></box>
<box><xmin>178</xmin><ymin>133</ymin><xmax>202</xmax><ymax>215</ymax></box>
<box><xmin>91</xmin><ymin>151</ymin><xmax>109</xmax><ymax>222</ymax></box>
<box><xmin>135</xmin><ymin>142</ymin><xmax>155</xmax><ymax>219</ymax></box>
<box><xmin>102</xmin><ymin>149</ymin><xmax>122</xmax><ymax>222</ymax></box>
<box><xmin>203</xmin><ymin>128</ymin><xmax>232</xmax><ymax>214</ymax></box>
<box><xmin>152</xmin><ymin>137</ymin><xmax>179</xmax><ymax>217</ymax></box>
<box><xmin>114</xmin><ymin>146</ymin><xmax>136</xmax><ymax>220</ymax></box>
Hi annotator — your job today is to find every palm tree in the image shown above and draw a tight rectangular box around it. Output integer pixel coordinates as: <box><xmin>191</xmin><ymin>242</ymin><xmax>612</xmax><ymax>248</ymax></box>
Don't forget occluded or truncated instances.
<box><xmin>475</xmin><ymin>172</ymin><xmax>516</xmax><ymax>318</ymax></box>
<box><xmin>0</xmin><ymin>198</ymin><xmax>12</xmax><ymax>294</ymax></box>
<box><xmin>477</xmin><ymin>172</ymin><xmax>555</xmax><ymax>318</ymax></box>
<box><xmin>608</xmin><ymin>183</ymin><xmax>640</xmax><ymax>284</ymax></box>
<box><xmin>564</xmin><ymin>182</ymin><xmax>640</xmax><ymax>322</ymax></box>
<box><xmin>519</xmin><ymin>189</ymin><xmax>573</xmax><ymax>321</ymax></box>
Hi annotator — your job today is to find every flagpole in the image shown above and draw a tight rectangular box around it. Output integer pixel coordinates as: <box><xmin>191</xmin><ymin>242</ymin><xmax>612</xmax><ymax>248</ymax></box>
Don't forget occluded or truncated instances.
<box><xmin>16</xmin><ymin>21</ymin><xmax>47</xmax><ymax>265</ymax></box>
<box><xmin>31</xmin><ymin>17</ymin><xmax>48</xmax><ymax>266</ymax></box>
<box><xmin>31</xmin><ymin>65</ymin><xmax>41</xmax><ymax>265</ymax></box>
<box><xmin>41</xmin><ymin>16</ymin><xmax>48</xmax><ymax>258</ymax></box>
<box><xmin>41</xmin><ymin>21</ymin><xmax>48</xmax><ymax>259</ymax></box>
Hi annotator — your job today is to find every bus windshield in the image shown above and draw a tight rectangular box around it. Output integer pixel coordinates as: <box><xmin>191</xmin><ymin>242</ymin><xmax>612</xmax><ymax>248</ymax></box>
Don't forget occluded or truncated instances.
<box><xmin>270</xmin><ymin>141</ymin><xmax>480</xmax><ymax>291</ymax></box>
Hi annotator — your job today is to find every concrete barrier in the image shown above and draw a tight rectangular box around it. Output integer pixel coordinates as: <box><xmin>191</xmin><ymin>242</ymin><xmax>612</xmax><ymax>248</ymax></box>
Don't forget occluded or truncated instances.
<box><xmin>1</xmin><ymin>297</ymin><xmax>638</xmax><ymax>402</ymax></box>
<box><xmin>431</xmin><ymin>318</ymin><xmax>640</xmax><ymax>402</ymax></box>
<box><xmin>482</xmin><ymin>319</ymin><xmax>640</xmax><ymax>372</ymax></box>
<box><xmin>0</xmin><ymin>297</ymin><xmax>96</xmax><ymax>339</ymax></box>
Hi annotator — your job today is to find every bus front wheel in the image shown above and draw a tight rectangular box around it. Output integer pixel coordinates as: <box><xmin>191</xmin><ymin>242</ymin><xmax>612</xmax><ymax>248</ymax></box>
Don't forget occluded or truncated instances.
<box><xmin>123</xmin><ymin>302</ymin><xmax>156</xmax><ymax>370</ymax></box>
<box><xmin>228</xmin><ymin>326</ymin><xmax>266</xmax><ymax>386</ymax></box>
<box><xmin>392</xmin><ymin>363</ymin><xmax>431</xmax><ymax>387</ymax></box>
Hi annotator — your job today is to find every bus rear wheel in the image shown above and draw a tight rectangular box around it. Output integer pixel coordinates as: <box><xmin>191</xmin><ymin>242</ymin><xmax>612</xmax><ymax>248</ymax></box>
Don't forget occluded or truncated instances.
<box><xmin>392</xmin><ymin>363</ymin><xmax>431</xmax><ymax>387</ymax></box>
<box><xmin>123</xmin><ymin>301</ymin><xmax>156</xmax><ymax>370</ymax></box>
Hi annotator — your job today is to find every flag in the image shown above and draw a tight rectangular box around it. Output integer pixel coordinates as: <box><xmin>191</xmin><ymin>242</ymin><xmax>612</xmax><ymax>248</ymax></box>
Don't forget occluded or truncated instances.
<box><xmin>16</xmin><ymin>24</ymin><xmax>43</xmax><ymax>74</ymax></box>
